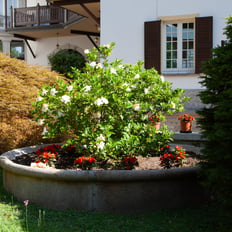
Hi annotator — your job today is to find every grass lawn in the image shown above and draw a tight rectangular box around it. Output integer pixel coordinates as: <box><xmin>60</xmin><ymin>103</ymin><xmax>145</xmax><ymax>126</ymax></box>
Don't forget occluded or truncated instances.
<box><xmin>0</xmin><ymin>168</ymin><xmax>231</xmax><ymax>232</ymax></box>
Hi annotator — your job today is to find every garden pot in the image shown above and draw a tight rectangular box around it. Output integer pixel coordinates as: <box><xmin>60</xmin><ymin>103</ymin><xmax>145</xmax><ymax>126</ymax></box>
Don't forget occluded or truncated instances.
<box><xmin>180</xmin><ymin>121</ymin><xmax>192</xmax><ymax>133</ymax></box>
<box><xmin>0</xmin><ymin>145</ymin><xmax>206</xmax><ymax>213</ymax></box>
<box><xmin>154</xmin><ymin>122</ymin><xmax>161</xmax><ymax>130</ymax></box>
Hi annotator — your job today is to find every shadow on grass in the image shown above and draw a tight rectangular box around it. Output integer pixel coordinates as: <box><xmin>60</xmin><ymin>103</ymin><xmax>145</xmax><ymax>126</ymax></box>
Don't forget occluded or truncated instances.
<box><xmin>0</xmin><ymin>168</ymin><xmax>231</xmax><ymax>232</ymax></box>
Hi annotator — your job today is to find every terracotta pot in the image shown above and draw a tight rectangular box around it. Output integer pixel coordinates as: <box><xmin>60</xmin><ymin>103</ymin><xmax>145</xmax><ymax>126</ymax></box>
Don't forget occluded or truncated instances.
<box><xmin>180</xmin><ymin>120</ymin><xmax>192</xmax><ymax>133</ymax></box>
<box><xmin>154</xmin><ymin>122</ymin><xmax>161</xmax><ymax>130</ymax></box>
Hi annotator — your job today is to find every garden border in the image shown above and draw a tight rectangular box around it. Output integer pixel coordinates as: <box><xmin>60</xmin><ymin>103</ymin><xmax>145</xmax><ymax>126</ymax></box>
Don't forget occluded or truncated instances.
<box><xmin>0</xmin><ymin>144</ymin><xmax>206</xmax><ymax>213</ymax></box>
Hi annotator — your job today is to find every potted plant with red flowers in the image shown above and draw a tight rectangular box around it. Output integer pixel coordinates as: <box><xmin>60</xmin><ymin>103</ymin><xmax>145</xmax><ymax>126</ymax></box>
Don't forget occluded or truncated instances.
<box><xmin>178</xmin><ymin>114</ymin><xmax>194</xmax><ymax>133</ymax></box>
<box><xmin>149</xmin><ymin>114</ymin><xmax>164</xmax><ymax>130</ymax></box>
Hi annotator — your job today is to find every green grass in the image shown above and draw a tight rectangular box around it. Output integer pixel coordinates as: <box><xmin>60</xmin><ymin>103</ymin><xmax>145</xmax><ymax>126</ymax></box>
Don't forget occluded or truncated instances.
<box><xmin>0</xmin><ymin>168</ymin><xmax>231</xmax><ymax>232</ymax></box>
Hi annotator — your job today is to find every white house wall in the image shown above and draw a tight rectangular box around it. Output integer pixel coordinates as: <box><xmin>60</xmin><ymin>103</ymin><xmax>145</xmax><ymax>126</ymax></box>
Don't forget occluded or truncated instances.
<box><xmin>26</xmin><ymin>35</ymin><xmax>94</xmax><ymax>68</ymax></box>
<box><xmin>101</xmin><ymin>0</ymin><xmax>232</xmax><ymax>89</ymax></box>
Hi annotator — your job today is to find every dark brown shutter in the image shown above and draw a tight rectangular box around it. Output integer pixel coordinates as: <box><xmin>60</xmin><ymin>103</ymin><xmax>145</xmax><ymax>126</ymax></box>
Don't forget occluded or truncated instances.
<box><xmin>195</xmin><ymin>16</ymin><xmax>213</xmax><ymax>73</ymax></box>
<box><xmin>144</xmin><ymin>20</ymin><xmax>161</xmax><ymax>73</ymax></box>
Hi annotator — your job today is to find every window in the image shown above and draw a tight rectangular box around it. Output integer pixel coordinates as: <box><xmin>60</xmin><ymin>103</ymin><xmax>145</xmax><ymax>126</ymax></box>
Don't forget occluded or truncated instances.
<box><xmin>144</xmin><ymin>16</ymin><xmax>213</xmax><ymax>74</ymax></box>
<box><xmin>0</xmin><ymin>40</ymin><xmax>2</xmax><ymax>52</ymax></box>
<box><xmin>163</xmin><ymin>22</ymin><xmax>194</xmax><ymax>74</ymax></box>
<box><xmin>0</xmin><ymin>0</ymin><xmax>4</xmax><ymax>29</ymax></box>
<box><xmin>10</xmin><ymin>40</ymin><xmax>24</xmax><ymax>60</ymax></box>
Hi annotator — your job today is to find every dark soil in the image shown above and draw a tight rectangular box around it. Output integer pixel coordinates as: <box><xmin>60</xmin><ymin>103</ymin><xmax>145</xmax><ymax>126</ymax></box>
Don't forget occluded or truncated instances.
<box><xmin>12</xmin><ymin>147</ymin><xmax>200</xmax><ymax>170</ymax></box>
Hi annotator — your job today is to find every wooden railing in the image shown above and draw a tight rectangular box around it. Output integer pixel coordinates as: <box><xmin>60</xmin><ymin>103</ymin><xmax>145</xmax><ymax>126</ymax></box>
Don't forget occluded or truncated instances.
<box><xmin>10</xmin><ymin>4</ymin><xmax>82</xmax><ymax>28</ymax></box>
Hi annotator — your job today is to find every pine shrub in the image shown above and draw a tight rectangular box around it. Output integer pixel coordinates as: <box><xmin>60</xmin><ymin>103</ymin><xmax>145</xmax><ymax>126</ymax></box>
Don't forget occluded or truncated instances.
<box><xmin>197</xmin><ymin>16</ymin><xmax>232</xmax><ymax>207</ymax></box>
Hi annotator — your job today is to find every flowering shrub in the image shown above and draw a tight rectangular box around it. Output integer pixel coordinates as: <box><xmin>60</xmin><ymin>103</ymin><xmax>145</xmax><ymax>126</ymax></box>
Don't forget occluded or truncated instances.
<box><xmin>178</xmin><ymin>114</ymin><xmax>194</xmax><ymax>122</ymax></box>
<box><xmin>74</xmin><ymin>156</ymin><xmax>96</xmax><ymax>170</ymax></box>
<box><xmin>121</xmin><ymin>156</ymin><xmax>138</xmax><ymax>170</ymax></box>
<box><xmin>32</xmin><ymin>42</ymin><xmax>189</xmax><ymax>161</ymax></box>
<box><xmin>160</xmin><ymin>145</ymin><xmax>187</xmax><ymax>169</ymax></box>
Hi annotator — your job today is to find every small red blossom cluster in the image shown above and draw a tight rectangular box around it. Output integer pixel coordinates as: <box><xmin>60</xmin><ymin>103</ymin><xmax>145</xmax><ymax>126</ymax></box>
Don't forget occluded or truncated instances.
<box><xmin>160</xmin><ymin>145</ymin><xmax>187</xmax><ymax>169</ymax></box>
<box><xmin>36</xmin><ymin>144</ymin><xmax>61</xmax><ymax>156</ymax></box>
<box><xmin>178</xmin><ymin>114</ymin><xmax>194</xmax><ymax>122</ymax></box>
<box><xmin>149</xmin><ymin>115</ymin><xmax>160</xmax><ymax>122</ymax></box>
<box><xmin>74</xmin><ymin>156</ymin><xmax>96</xmax><ymax>170</ymax></box>
<box><xmin>122</xmin><ymin>156</ymin><xmax>138</xmax><ymax>170</ymax></box>
<box><xmin>35</xmin><ymin>144</ymin><xmax>61</xmax><ymax>167</ymax></box>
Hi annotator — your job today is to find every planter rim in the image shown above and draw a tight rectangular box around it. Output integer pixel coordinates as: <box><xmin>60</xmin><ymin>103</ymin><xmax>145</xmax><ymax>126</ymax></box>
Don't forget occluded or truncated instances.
<box><xmin>0</xmin><ymin>145</ymin><xmax>200</xmax><ymax>182</ymax></box>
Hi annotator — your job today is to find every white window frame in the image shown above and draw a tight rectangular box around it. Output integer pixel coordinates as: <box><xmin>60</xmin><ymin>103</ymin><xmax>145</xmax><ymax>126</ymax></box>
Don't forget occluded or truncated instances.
<box><xmin>161</xmin><ymin>18</ymin><xmax>195</xmax><ymax>74</ymax></box>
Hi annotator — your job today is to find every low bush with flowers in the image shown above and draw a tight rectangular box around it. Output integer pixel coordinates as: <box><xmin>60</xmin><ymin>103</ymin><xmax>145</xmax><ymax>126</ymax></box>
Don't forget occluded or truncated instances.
<box><xmin>121</xmin><ymin>156</ymin><xmax>138</xmax><ymax>170</ymax></box>
<box><xmin>159</xmin><ymin>145</ymin><xmax>187</xmax><ymax>169</ymax></box>
<box><xmin>178</xmin><ymin>114</ymin><xmax>194</xmax><ymax>122</ymax></box>
<box><xmin>74</xmin><ymin>156</ymin><xmax>96</xmax><ymax>170</ymax></box>
<box><xmin>32</xmin><ymin>42</ymin><xmax>189</xmax><ymax>164</ymax></box>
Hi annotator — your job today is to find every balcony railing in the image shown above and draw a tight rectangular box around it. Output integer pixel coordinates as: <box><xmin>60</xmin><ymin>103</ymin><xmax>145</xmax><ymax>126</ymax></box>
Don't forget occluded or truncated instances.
<box><xmin>9</xmin><ymin>4</ymin><xmax>83</xmax><ymax>28</ymax></box>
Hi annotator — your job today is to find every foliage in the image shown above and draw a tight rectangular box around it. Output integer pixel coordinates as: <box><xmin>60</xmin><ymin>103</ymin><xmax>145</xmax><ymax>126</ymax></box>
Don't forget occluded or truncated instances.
<box><xmin>178</xmin><ymin>113</ymin><xmax>194</xmax><ymax>121</ymax></box>
<box><xmin>0</xmin><ymin>52</ymin><xmax>68</xmax><ymax>154</ymax></box>
<box><xmin>197</xmin><ymin>16</ymin><xmax>232</xmax><ymax>207</ymax></box>
<box><xmin>33</xmin><ymin>43</ymin><xmax>189</xmax><ymax>161</ymax></box>
<box><xmin>159</xmin><ymin>145</ymin><xmax>187</xmax><ymax>169</ymax></box>
<box><xmin>48</xmin><ymin>49</ymin><xmax>86</xmax><ymax>77</ymax></box>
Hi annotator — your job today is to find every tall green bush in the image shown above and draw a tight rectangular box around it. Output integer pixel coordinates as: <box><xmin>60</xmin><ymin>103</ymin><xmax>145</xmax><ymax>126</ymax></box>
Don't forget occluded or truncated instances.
<box><xmin>48</xmin><ymin>49</ymin><xmax>86</xmax><ymax>77</ymax></box>
<box><xmin>197</xmin><ymin>17</ymin><xmax>232</xmax><ymax>206</ymax></box>
<box><xmin>33</xmin><ymin>43</ymin><xmax>188</xmax><ymax>161</ymax></box>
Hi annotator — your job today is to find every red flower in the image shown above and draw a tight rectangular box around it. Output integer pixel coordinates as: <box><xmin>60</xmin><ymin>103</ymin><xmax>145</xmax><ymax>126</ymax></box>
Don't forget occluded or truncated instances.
<box><xmin>126</xmin><ymin>165</ymin><xmax>130</xmax><ymax>170</ymax></box>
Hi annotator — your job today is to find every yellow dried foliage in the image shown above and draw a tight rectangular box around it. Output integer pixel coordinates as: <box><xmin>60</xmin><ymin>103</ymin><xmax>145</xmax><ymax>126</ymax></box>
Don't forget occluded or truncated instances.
<box><xmin>0</xmin><ymin>52</ymin><xmax>68</xmax><ymax>154</ymax></box>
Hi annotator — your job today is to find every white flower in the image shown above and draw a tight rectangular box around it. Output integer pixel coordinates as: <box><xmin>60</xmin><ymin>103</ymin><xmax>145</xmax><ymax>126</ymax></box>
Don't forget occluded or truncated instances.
<box><xmin>96</xmin><ymin>63</ymin><xmax>103</xmax><ymax>69</ymax></box>
<box><xmin>83</xmin><ymin>85</ymin><xmax>91</xmax><ymax>92</ymax></box>
<box><xmin>134</xmin><ymin>74</ymin><xmax>140</xmax><ymax>79</ymax></box>
<box><xmin>37</xmin><ymin>119</ymin><xmax>45</xmax><ymax>125</ymax></box>
<box><xmin>31</xmin><ymin>162</ymin><xmax>49</xmax><ymax>168</ymax></box>
<box><xmin>67</xmin><ymin>85</ymin><xmax>73</xmax><ymax>92</ymax></box>
<box><xmin>131</xmin><ymin>85</ymin><xmax>137</xmax><ymax>88</ymax></box>
<box><xmin>42</xmin><ymin>104</ymin><xmax>49</xmax><ymax>112</ymax></box>
<box><xmin>133</xmin><ymin>103</ymin><xmax>140</xmax><ymax>111</ymax></box>
<box><xmin>96</xmin><ymin>134</ymin><xmax>105</xmax><ymax>141</ymax></box>
<box><xmin>42</xmin><ymin>127</ymin><xmax>48</xmax><ymax>135</ymax></box>
<box><xmin>90</xmin><ymin>61</ymin><xmax>96</xmax><ymax>67</ymax></box>
<box><xmin>103</xmin><ymin>44</ymin><xmax>110</xmax><ymax>48</ymax></box>
<box><xmin>144</xmin><ymin>88</ymin><xmax>149</xmax><ymax>94</ymax></box>
<box><xmin>110</xmin><ymin>68</ymin><xmax>117</xmax><ymax>74</ymax></box>
<box><xmin>126</xmin><ymin>87</ymin><xmax>131</xmax><ymax>92</ymax></box>
<box><xmin>171</xmin><ymin>102</ymin><xmax>176</xmax><ymax>109</ymax></box>
<box><xmin>160</xmin><ymin>75</ymin><xmax>165</xmax><ymax>82</ymax></box>
<box><xmin>94</xmin><ymin>97</ymin><xmax>109</xmax><ymax>106</ymax></box>
<box><xmin>61</xmin><ymin>95</ymin><xmax>70</xmax><ymax>104</ymax></box>
<box><xmin>50</xmin><ymin>88</ymin><xmax>58</xmax><ymax>96</ymax></box>
<box><xmin>84</xmin><ymin>49</ymin><xmax>90</xmax><ymax>54</ymax></box>
<box><xmin>118</xmin><ymin>64</ymin><xmax>123</xmax><ymax>69</ymax></box>
<box><xmin>93</xmin><ymin>112</ymin><xmax>101</xmax><ymax>118</ymax></box>
<box><xmin>36</xmin><ymin>96</ymin><xmax>43</xmax><ymax>102</ymax></box>
<box><xmin>41</xmin><ymin>89</ymin><xmax>48</xmax><ymax>96</ymax></box>
<box><xmin>96</xmin><ymin>141</ymin><xmax>105</xmax><ymax>150</ymax></box>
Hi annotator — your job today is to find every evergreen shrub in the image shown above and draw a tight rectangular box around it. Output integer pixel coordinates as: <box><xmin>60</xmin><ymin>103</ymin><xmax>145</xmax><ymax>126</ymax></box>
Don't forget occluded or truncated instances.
<box><xmin>197</xmin><ymin>16</ymin><xmax>232</xmax><ymax>207</ymax></box>
<box><xmin>48</xmin><ymin>49</ymin><xmax>86</xmax><ymax>77</ymax></box>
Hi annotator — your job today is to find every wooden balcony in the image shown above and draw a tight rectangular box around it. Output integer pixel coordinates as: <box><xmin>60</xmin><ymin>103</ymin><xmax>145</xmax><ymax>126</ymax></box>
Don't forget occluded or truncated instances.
<box><xmin>9</xmin><ymin>4</ymin><xmax>84</xmax><ymax>29</ymax></box>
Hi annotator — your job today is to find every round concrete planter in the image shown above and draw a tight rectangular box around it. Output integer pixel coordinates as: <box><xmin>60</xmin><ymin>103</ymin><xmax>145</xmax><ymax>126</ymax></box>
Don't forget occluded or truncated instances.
<box><xmin>0</xmin><ymin>145</ymin><xmax>205</xmax><ymax>213</ymax></box>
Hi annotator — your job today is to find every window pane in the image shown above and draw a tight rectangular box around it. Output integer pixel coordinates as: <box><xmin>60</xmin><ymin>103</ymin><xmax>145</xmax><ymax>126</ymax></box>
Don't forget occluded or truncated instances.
<box><xmin>189</xmin><ymin>41</ymin><xmax>193</xmax><ymax>49</ymax></box>
<box><xmin>166</xmin><ymin>51</ymin><xmax>171</xmax><ymax>59</ymax></box>
<box><xmin>0</xmin><ymin>40</ymin><xmax>2</xmax><ymax>51</ymax></box>
<box><xmin>166</xmin><ymin>60</ymin><xmax>171</xmax><ymax>68</ymax></box>
<box><xmin>172</xmin><ymin>60</ymin><xmax>177</xmax><ymax>68</ymax></box>
<box><xmin>189</xmin><ymin>23</ymin><xmax>194</xmax><ymax>29</ymax></box>
<box><xmin>189</xmin><ymin>32</ymin><xmax>194</xmax><ymax>40</ymax></box>
<box><xmin>10</xmin><ymin>40</ymin><xmax>24</xmax><ymax>60</ymax></box>
<box><xmin>182</xmin><ymin>51</ymin><xmax>187</xmax><ymax>59</ymax></box>
<box><xmin>173</xmin><ymin>42</ymin><xmax>177</xmax><ymax>50</ymax></box>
